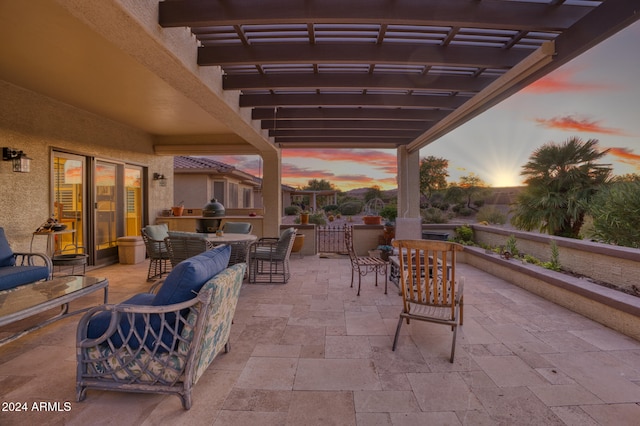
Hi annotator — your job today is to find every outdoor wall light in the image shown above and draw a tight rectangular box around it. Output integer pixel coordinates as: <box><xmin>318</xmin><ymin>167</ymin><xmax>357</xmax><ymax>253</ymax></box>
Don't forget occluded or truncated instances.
<box><xmin>2</xmin><ymin>147</ymin><xmax>31</xmax><ymax>173</ymax></box>
<box><xmin>153</xmin><ymin>172</ymin><xmax>168</xmax><ymax>187</ymax></box>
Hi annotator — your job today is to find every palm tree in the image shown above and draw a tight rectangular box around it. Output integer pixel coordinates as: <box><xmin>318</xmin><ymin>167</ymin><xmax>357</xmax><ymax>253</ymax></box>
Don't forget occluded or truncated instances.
<box><xmin>510</xmin><ymin>137</ymin><xmax>612</xmax><ymax>238</ymax></box>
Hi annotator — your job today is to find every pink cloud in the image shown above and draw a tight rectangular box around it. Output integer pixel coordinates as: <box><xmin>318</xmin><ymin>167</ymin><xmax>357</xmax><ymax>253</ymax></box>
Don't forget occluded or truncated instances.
<box><xmin>534</xmin><ymin>115</ymin><xmax>628</xmax><ymax>136</ymax></box>
<box><xmin>607</xmin><ymin>147</ymin><xmax>640</xmax><ymax>167</ymax></box>
<box><xmin>523</xmin><ymin>68</ymin><xmax>614</xmax><ymax>94</ymax></box>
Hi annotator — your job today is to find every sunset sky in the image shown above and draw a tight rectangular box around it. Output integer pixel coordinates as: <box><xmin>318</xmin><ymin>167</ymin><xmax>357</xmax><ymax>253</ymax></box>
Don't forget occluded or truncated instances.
<box><xmin>210</xmin><ymin>20</ymin><xmax>640</xmax><ymax>191</ymax></box>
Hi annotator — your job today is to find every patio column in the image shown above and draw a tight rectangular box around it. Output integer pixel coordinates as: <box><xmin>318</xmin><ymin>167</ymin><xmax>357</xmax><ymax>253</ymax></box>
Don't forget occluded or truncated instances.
<box><xmin>261</xmin><ymin>149</ymin><xmax>282</xmax><ymax>236</ymax></box>
<box><xmin>396</xmin><ymin>146</ymin><xmax>420</xmax><ymax>219</ymax></box>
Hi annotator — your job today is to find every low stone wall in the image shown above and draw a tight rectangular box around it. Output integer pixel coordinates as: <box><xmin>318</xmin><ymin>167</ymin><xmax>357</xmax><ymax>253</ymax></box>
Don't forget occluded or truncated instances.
<box><xmin>471</xmin><ymin>225</ymin><xmax>640</xmax><ymax>295</ymax></box>
<box><xmin>462</xmin><ymin>246</ymin><xmax>640</xmax><ymax>342</ymax></box>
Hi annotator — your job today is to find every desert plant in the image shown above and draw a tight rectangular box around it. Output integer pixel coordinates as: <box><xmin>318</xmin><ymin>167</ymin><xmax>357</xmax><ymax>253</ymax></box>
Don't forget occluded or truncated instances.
<box><xmin>476</xmin><ymin>205</ymin><xmax>507</xmax><ymax>225</ymax></box>
<box><xmin>454</xmin><ymin>225</ymin><xmax>474</xmax><ymax>244</ymax></box>
<box><xmin>285</xmin><ymin>205</ymin><xmax>301</xmax><ymax>215</ymax></box>
<box><xmin>422</xmin><ymin>207</ymin><xmax>449</xmax><ymax>223</ymax></box>
<box><xmin>542</xmin><ymin>240</ymin><xmax>561</xmax><ymax>271</ymax></box>
<box><xmin>510</xmin><ymin>137</ymin><xmax>612</xmax><ymax>238</ymax></box>
<box><xmin>379</xmin><ymin>204</ymin><xmax>397</xmax><ymax>222</ymax></box>
<box><xmin>458</xmin><ymin>207</ymin><xmax>473</xmax><ymax>217</ymax></box>
<box><xmin>504</xmin><ymin>235</ymin><xmax>519</xmax><ymax>257</ymax></box>
<box><xmin>588</xmin><ymin>180</ymin><xmax>640</xmax><ymax>248</ymax></box>
<box><xmin>309</xmin><ymin>212</ymin><xmax>326</xmax><ymax>226</ymax></box>
<box><xmin>339</xmin><ymin>201</ymin><xmax>363</xmax><ymax>216</ymax></box>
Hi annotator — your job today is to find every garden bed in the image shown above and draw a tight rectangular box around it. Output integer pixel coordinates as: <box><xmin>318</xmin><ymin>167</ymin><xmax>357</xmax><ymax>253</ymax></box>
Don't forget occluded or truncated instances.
<box><xmin>461</xmin><ymin>246</ymin><xmax>640</xmax><ymax>341</ymax></box>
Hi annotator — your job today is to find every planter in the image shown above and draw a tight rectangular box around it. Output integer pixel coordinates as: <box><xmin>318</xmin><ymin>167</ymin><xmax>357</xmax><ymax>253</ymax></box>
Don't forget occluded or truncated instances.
<box><xmin>462</xmin><ymin>246</ymin><xmax>640</xmax><ymax>341</ymax></box>
<box><xmin>300</xmin><ymin>213</ymin><xmax>309</xmax><ymax>225</ymax></box>
<box><xmin>171</xmin><ymin>206</ymin><xmax>184</xmax><ymax>217</ymax></box>
<box><xmin>362</xmin><ymin>215</ymin><xmax>382</xmax><ymax>225</ymax></box>
<box><xmin>292</xmin><ymin>233</ymin><xmax>305</xmax><ymax>253</ymax></box>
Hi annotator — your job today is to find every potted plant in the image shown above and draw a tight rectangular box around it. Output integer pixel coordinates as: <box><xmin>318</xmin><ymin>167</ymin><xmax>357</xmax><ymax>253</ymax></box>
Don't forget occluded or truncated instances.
<box><xmin>362</xmin><ymin>198</ymin><xmax>384</xmax><ymax>225</ymax></box>
<box><xmin>376</xmin><ymin>244</ymin><xmax>394</xmax><ymax>261</ymax></box>
<box><xmin>299</xmin><ymin>210</ymin><xmax>310</xmax><ymax>225</ymax></box>
<box><xmin>171</xmin><ymin>201</ymin><xmax>184</xmax><ymax>217</ymax></box>
<box><xmin>292</xmin><ymin>233</ymin><xmax>305</xmax><ymax>253</ymax></box>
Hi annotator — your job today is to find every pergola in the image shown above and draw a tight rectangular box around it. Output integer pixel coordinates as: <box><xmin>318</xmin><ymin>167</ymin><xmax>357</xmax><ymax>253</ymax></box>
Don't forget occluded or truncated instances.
<box><xmin>290</xmin><ymin>190</ymin><xmax>339</xmax><ymax>212</ymax></box>
<box><xmin>156</xmin><ymin>0</ymin><xmax>639</xmax><ymax>221</ymax></box>
<box><xmin>0</xmin><ymin>1</ymin><xmax>638</xmax><ymax>236</ymax></box>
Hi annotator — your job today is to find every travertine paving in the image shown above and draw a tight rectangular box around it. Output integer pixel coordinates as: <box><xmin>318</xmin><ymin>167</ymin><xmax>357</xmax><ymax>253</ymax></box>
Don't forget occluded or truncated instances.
<box><xmin>1</xmin><ymin>255</ymin><xmax>639</xmax><ymax>425</ymax></box>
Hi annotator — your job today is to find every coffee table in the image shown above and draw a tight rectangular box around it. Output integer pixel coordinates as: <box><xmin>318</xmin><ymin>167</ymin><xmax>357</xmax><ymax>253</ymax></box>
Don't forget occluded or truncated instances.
<box><xmin>0</xmin><ymin>275</ymin><xmax>108</xmax><ymax>345</ymax></box>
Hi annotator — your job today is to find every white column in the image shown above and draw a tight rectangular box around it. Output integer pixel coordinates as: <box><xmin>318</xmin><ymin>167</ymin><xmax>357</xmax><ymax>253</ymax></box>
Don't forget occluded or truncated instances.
<box><xmin>260</xmin><ymin>149</ymin><xmax>282</xmax><ymax>236</ymax></box>
<box><xmin>396</xmin><ymin>146</ymin><xmax>421</xmax><ymax>219</ymax></box>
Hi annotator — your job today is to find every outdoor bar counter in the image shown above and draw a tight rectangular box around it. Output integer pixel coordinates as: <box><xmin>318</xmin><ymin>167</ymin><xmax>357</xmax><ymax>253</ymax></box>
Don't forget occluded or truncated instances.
<box><xmin>155</xmin><ymin>215</ymin><xmax>264</xmax><ymax>238</ymax></box>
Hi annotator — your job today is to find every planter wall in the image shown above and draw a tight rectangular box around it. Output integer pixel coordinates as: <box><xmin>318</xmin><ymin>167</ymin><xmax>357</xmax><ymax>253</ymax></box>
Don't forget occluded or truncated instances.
<box><xmin>462</xmin><ymin>246</ymin><xmax>640</xmax><ymax>341</ymax></box>
<box><xmin>472</xmin><ymin>225</ymin><xmax>640</xmax><ymax>295</ymax></box>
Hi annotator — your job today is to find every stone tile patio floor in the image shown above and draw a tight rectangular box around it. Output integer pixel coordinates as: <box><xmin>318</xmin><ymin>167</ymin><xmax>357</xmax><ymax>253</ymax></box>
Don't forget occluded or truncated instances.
<box><xmin>1</xmin><ymin>255</ymin><xmax>640</xmax><ymax>425</ymax></box>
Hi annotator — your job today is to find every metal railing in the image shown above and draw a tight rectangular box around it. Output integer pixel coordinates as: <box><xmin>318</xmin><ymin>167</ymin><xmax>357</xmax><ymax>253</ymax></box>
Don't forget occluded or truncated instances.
<box><xmin>317</xmin><ymin>224</ymin><xmax>347</xmax><ymax>254</ymax></box>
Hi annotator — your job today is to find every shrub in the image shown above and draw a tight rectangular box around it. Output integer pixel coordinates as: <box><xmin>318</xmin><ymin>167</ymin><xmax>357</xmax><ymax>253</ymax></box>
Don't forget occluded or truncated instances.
<box><xmin>458</xmin><ymin>207</ymin><xmax>473</xmax><ymax>217</ymax></box>
<box><xmin>589</xmin><ymin>180</ymin><xmax>640</xmax><ymax>248</ymax></box>
<box><xmin>476</xmin><ymin>205</ymin><xmax>506</xmax><ymax>224</ymax></box>
<box><xmin>323</xmin><ymin>204</ymin><xmax>338</xmax><ymax>213</ymax></box>
<box><xmin>339</xmin><ymin>201</ymin><xmax>362</xmax><ymax>216</ymax></box>
<box><xmin>454</xmin><ymin>225</ymin><xmax>474</xmax><ymax>244</ymax></box>
<box><xmin>504</xmin><ymin>235</ymin><xmax>519</xmax><ymax>256</ymax></box>
<box><xmin>422</xmin><ymin>207</ymin><xmax>448</xmax><ymax>223</ymax></box>
<box><xmin>285</xmin><ymin>205</ymin><xmax>301</xmax><ymax>215</ymax></box>
<box><xmin>379</xmin><ymin>204</ymin><xmax>397</xmax><ymax>222</ymax></box>
<box><xmin>542</xmin><ymin>240</ymin><xmax>561</xmax><ymax>271</ymax></box>
<box><xmin>309</xmin><ymin>212</ymin><xmax>326</xmax><ymax>225</ymax></box>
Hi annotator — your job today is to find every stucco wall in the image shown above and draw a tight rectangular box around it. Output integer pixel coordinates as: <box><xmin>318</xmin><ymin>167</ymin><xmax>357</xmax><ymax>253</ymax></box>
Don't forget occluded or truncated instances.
<box><xmin>472</xmin><ymin>225</ymin><xmax>640</xmax><ymax>294</ymax></box>
<box><xmin>0</xmin><ymin>80</ymin><xmax>173</xmax><ymax>252</ymax></box>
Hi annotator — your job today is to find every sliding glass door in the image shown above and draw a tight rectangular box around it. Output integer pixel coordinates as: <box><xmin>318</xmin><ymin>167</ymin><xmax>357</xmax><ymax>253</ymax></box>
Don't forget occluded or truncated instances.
<box><xmin>53</xmin><ymin>153</ymin><xmax>85</xmax><ymax>254</ymax></box>
<box><xmin>53</xmin><ymin>151</ymin><xmax>146</xmax><ymax>266</ymax></box>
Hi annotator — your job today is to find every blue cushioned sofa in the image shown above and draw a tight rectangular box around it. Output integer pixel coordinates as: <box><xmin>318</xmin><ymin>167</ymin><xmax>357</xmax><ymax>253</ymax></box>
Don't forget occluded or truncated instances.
<box><xmin>0</xmin><ymin>227</ymin><xmax>52</xmax><ymax>292</ymax></box>
<box><xmin>76</xmin><ymin>244</ymin><xmax>246</xmax><ymax>410</ymax></box>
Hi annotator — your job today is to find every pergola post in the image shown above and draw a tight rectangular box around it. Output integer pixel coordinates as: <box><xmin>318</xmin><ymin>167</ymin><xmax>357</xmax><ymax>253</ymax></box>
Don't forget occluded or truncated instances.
<box><xmin>261</xmin><ymin>149</ymin><xmax>282</xmax><ymax>236</ymax></box>
<box><xmin>396</xmin><ymin>146</ymin><xmax>421</xmax><ymax>219</ymax></box>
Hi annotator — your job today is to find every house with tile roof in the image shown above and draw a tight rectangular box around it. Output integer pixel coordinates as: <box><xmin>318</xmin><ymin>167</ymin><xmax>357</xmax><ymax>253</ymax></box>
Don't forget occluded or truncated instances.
<box><xmin>174</xmin><ymin>156</ymin><xmax>295</xmax><ymax>214</ymax></box>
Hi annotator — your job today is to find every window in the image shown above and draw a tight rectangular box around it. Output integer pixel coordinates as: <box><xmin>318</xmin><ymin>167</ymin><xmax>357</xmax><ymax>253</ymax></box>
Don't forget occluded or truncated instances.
<box><xmin>243</xmin><ymin>188</ymin><xmax>253</xmax><ymax>207</ymax></box>
<box><xmin>213</xmin><ymin>181</ymin><xmax>225</xmax><ymax>204</ymax></box>
<box><xmin>229</xmin><ymin>183</ymin><xmax>238</xmax><ymax>208</ymax></box>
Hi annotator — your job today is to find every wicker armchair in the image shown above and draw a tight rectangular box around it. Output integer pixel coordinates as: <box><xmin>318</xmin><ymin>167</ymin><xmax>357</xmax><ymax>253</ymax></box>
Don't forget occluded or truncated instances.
<box><xmin>165</xmin><ymin>231</ymin><xmax>216</xmax><ymax>267</ymax></box>
<box><xmin>221</xmin><ymin>222</ymin><xmax>253</xmax><ymax>234</ymax></box>
<box><xmin>247</xmin><ymin>227</ymin><xmax>296</xmax><ymax>283</ymax></box>
<box><xmin>76</xmin><ymin>258</ymin><xmax>245</xmax><ymax>410</ymax></box>
<box><xmin>141</xmin><ymin>224</ymin><xmax>171</xmax><ymax>281</ymax></box>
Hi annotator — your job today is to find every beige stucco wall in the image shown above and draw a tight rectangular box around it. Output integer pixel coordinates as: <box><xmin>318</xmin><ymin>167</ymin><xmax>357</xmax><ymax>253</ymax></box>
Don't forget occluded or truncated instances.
<box><xmin>472</xmin><ymin>225</ymin><xmax>640</xmax><ymax>295</ymax></box>
<box><xmin>0</xmin><ymin>80</ymin><xmax>173</xmax><ymax>252</ymax></box>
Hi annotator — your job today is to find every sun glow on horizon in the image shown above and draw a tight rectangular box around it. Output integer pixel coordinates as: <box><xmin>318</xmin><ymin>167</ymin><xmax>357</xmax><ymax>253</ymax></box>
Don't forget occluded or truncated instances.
<box><xmin>487</xmin><ymin>170</ymin><xmax>523</xmax><ymax>188</ymax></box>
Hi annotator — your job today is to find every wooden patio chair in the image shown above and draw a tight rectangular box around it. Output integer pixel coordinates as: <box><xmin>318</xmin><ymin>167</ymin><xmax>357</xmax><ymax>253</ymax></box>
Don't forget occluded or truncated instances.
<box><xmin>344</xmin><ymin>225</ymin><xmax>388</xmax><ymax>296</ymax></box>
<box><xmin>391</xmin><ymin>239</ymin><xmax>464</xmax><ymax>363</ymax></box>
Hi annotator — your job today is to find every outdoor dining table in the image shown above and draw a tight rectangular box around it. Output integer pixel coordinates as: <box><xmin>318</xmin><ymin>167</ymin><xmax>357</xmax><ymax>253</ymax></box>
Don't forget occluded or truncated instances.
<box><xmin>204</xmin><ymin>233</ymin><xmax>257</xmax><ymax>265</ymax></box>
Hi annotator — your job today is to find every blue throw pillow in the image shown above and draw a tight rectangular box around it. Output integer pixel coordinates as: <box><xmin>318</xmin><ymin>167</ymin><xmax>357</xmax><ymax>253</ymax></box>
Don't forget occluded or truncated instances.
<box><xmin>152</xmin><ymin>244</ymin><xmax>231</xmax><ymax>306</ymax></box>
<box><xmin>0</xmin><ymin>228</ymin><xmax>16</xmax><ymax>267</ymax></box>
<box><xmin>87</xmin><ymin>293</ymin><xmax>156</xmax><ymax>349</ymax></box>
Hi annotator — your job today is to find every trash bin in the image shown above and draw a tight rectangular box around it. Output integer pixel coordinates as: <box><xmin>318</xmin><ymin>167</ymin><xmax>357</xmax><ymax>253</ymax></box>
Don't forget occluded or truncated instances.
<box><xmin>422</xmin><ymin>231</ymin><xmax>449</xmax><ymax>241</ymax></box>
<box><xmin>117</xmin><ymin>236</ymin><xmax>145</xmax><ymax>264</ymax></box>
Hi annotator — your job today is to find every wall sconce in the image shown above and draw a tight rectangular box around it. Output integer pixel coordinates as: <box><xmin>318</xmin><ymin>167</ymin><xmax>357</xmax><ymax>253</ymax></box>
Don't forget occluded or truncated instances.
<box><xmin>153</xmin><ymin>172</ymin><xmax>167</xmax><ymax>187</ymax></box>
<box><xmin>2</xmin><ymin>147</ymin><xmax>32</xmax><ymax>173</ymax></box>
